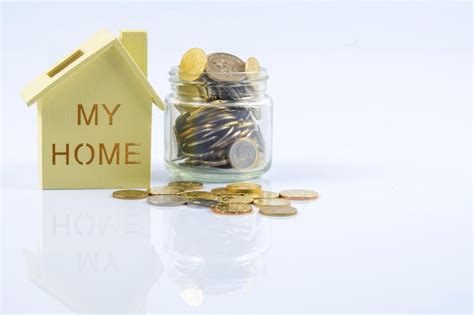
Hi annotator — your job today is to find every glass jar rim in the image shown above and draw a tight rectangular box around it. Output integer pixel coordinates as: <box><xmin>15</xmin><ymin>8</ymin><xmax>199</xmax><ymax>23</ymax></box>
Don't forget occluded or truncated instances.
<box><xmin>169</xmin><ymin>66</ymin><xmax>268</xmax><ymax>83</ymax></box>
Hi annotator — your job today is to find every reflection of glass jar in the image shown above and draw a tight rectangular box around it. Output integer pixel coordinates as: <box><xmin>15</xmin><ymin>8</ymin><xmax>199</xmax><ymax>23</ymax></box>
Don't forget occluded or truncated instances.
<box><xmin>163</xmin><ymin>208</ymin><xmax>270</xmax><ymax>301</ymax></box>
<box><xmin>164</xmin><ymin>67</ymin><xmax>272</xmax><ymax>182</ymax></box>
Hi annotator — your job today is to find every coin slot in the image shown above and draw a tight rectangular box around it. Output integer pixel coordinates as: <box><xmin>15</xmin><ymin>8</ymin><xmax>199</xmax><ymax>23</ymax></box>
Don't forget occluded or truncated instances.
<box><xmin>47</xmin><ymin>50</ymin><xmax>84</xmax><ymax>78</ymax></box>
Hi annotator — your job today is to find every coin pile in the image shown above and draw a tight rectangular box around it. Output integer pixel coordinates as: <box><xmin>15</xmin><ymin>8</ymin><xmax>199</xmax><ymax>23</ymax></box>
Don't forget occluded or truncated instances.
<box><xmin>112</xmin><ymin>181</ymin><xmax>319</xmax><ymax>217</ymax></box>
<box><xmin>173</xmin><ymin>48</ymin><xmax>265</xmax><ymax>170</ymax></box>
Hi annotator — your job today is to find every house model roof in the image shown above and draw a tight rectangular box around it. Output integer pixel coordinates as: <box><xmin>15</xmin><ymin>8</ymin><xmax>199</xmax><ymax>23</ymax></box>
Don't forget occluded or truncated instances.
<box><xmin>21</xmin><ymin>29</ymin><xmax>165</xmax><ymax>110</ymax></box>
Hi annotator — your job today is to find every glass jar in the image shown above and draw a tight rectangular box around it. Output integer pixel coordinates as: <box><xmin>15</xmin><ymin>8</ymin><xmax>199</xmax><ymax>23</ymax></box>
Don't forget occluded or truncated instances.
<box><xmin>164</xmin><ymin>66</ymin><xmax>272</xmax><ymax>182</ymax></box>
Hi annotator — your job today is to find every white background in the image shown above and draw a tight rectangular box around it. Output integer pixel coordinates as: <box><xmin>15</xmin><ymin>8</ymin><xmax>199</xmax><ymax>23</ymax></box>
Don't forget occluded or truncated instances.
<box><xmin>1</xmin><ymin>1</ymin><xmax>472</xmax><ymax>314</ymax></box>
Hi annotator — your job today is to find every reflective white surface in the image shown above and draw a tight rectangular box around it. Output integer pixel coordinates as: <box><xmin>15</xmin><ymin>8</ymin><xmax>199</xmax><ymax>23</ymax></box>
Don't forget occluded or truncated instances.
<box><xmin>1</xmin><ymin>1</ymin><xmax>472</xmax><ymax>314</ymax></box>
<box><xmin>2</xmin><ymin>165</ymin><xmax>471</xmax><ymax>313</ymax></box>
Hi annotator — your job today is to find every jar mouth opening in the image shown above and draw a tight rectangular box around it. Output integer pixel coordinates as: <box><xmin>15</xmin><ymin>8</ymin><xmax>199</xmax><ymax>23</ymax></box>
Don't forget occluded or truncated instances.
<box><xmin>169</xmin><ymin>66</ymin><xmax>268</xmax><ymax>84</ymax></box>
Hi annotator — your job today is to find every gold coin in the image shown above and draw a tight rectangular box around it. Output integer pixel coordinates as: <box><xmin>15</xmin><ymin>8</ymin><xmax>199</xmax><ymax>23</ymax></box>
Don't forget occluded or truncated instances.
<box><xmin>179</xmin><ymin>48</ymin><xmax>207</xmax><ymax>81</ymax></box>
<box><xmin>254</xmin><ymin>198</ymin><xmax>291</xmax><ymax>207</ymax></box>
<box><xmin>112</xmin><ymin>190</ymin><xmax>148</xmax><ymax>200</ymax></box>
<box><xmin>148</xmin><ymin>186</ymin><xmax>184</xmax><ymax>196</ymax></box>
<box><xmin>258</xmin><ymin>191</ymin><xmax>279</xmax><ymax>199</ymax></box>
<box><xmin>205</xmin><ymin>52</ymin><xmax>246</xmax><ymax>81</ymax></box>
<box><xmin>245</xmin><ymin>57</ymin><xmax>261</xmax><ymax>80</ymax></box>
<box><xmin>218</xmin><ymin>195</ymin><xmax>254</xmax><ymax>204</ymax></box>
<box><xmin>210</xmin><ymin>187</ymin><xmax>243</xmax><ymax>196</ymax></box>
<box><xmin>228</xmin><ymin>138</ymin><xmax>260</xmax><ymax>170</ymax></box>
<box><xmin>211</xmin><ymin>203</ymin><xmax>253</xmax><ymax>215</ymax></box>
<box><xmin>168</xmin><ymin>181</ymin><xmax>203</xmax><ymax>191</ymax></box>
<box><xmin>226</xmin><ymin>182</ymin><xmax>262</xmax><ymax>194</ymax></box>
<box><xmin>241</xmin><ymin>192</ymin><xmax>262</xmax><ymax>199</ymax></box>
<box><xmin>259</xmin><ymin>206</ymin><xmax>297</xmax><ymax>217</ymax></box>
<box><xmin>279</xmin><ymin>189</ymin><xmax>319</xmax><ymax>200</ymax></box>
<box><xmin>147</xmin><ymin>195</ymin><xmax>188</xmax><ymax>206</ymax></box>
<box><xmin>180</xmin><ymin>191</ymin><xmax>218</xmax><ymax>200</ymax></box>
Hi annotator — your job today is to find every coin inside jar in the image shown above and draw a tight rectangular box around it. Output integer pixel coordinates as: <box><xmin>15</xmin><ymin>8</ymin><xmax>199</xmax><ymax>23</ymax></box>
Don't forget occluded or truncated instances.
<box><xmin>179</xmin><ymin>48</ymin><xmax>207</xmax><ymax>81</ymax></box>
<box><xmin>112</xmin><ymin>190</ymin><xmax>148</xmax><ymax>200</ymax></box>
<box><xmin>228</xmin><ymin>138</ymin><xmax>259</xmax><ymax>169</ymax></box>
<box><xmin>205</xmin><ymin>52</ymin><xmax>246</xmax><ymax>81</ymax></box>
<box><xmin>147</xmin><ymin>195</ymin><xmax>188</xmax><ymax>206</ymax></box>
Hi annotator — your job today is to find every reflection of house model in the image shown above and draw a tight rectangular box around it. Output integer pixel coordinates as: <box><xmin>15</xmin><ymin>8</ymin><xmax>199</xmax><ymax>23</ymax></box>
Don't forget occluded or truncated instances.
<box><xmin>21</xmin><ymin>29</ymin><xmax>165</xmax><ymax>189</ymax></box>
<box><xmin>25</xmin><ymin>190</ymin><xmax>162</xmax><ymax>313</ymax></box>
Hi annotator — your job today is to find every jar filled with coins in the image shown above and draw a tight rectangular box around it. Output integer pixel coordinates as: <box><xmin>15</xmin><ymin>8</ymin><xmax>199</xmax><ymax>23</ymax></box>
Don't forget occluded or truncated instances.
<box><xmin>164</xmin><ymin>49</ymin><xmax>272</xmax><ymax>182</ymax></box>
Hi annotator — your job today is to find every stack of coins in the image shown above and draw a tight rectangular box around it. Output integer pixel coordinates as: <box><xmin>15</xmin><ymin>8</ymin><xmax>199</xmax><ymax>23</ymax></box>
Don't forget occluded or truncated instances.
<box><xmin>173</xmin><ymin>49</ymin><xmax>265</xmax><ymax>170</ymax></box>
<box><xmin>112</xmin><ymin>181</ymin><xmax>319</xmax><ymax>217</ymax></box>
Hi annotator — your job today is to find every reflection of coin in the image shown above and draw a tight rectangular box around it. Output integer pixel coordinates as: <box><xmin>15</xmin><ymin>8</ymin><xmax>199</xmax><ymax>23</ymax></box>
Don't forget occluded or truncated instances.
<box><xmin>180</xmin><ymin>287</ymin><xmax>204</xmax><ymax>307</ymax></box>
<box><xmin>226</xmin><ymin>182</ymin><xmax>262</xmax><ymax>194</ymax></box>
<box><xmin>206</xmin><ymin>52</ymin><xmax>246</xmax><ymax>81</ymax></box>
<box><xmin>179</xmin><ymin>48</ymin><xmax>207</xmax><ymax>81</ymax></box>
<box><xmin>211</xmin><ymin>203</ymin><xmax>253</xmax><ymax>215</ymax></box>
<box><xmin>148</xmin><ymin>186</ymin><xmax>184</xmax><ymax>195</ymax></box>
<box><xmin>228</xmin><ymin>138</ymin><xmax>259</xmax><ymax>169</ymax></box>
<box><xmin>168</xmin><ymin>181</ymin><xmax>203</xmax><ymax>191</ymax></box>
<box><xmin>180</xmin><ymin>191</ymin><xmax>218</xmax><ymax>200</ymax></box>
<box><xmin>147</xmin><ymin>195</ymin><xmax>188</xmax><ymax>206</ymax></box>
<box><xmin>254</xmin><ymin>198</ymin><xmax>291</xmax><ymax>207</ymax></box>
<box><xmin>259</xmin><ymin>191</ymin><xmax>279</xmax><ymax>199</ymax></box>
<box><xmin>259</xmin><ymin>206</ymin><xmax>297</xmax><ymax>217</ymax></box>
<box><xmin>188</xmin><ymin>199</ymin><xmax>220</xmax><ymax>208</ymax></box>
<box><xmin>280</xmin><ymin>189</ymin><xmax>319</xmax><ymax>200</ymax></box>
<box><xmin>218</xmin><ymin>195</ymin><xmax>254</xmax><ymax>204</ymax></box>
<box><xmin>113</xmin><ymin>190</ymin><xmax>148</xmax><ymax>200</ymax></box>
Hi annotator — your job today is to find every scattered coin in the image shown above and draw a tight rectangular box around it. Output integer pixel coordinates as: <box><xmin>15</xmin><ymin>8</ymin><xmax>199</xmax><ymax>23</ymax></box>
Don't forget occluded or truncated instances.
<box><xmin>179</xmin><ymin>191</ymin><xmax>218</xmax><ymax>200</ymax></box>
<box><xmin>210</xmin><ymin>187</ymin><xmax>244</xmax><ymax>196</ymax></box>
<box><xmin>218</xmin><ymin>195</ymin><xmax>254</xmax><ymax>204</ymax></box>
<box><xmin>148</xmin><ymin>186</ymin><xmax>184</xmax><ymax>195</ymax></box>
<box><xmin>242</xmin><ymin>192</ymin><xmax>263</xmax><ymax>199</ymax></box>
<box><xmin>211</xmin><ymin>203</ymin><xmax>253</xmax><ymax>215</ymax></box>
<box><xmin>253</xmin><ymin>198</ymin><xmax>291</xmax><ymax>207</ymax></box>
<box><xmin>228</xmin><ymin>138</ymin><xmax>259</xmax><ymax>169</ymax></box>
<box><xmin>226</xmin><ymin>182</ymin><xmax>262</xmax><ymax>194</ymax></box>
<box><xmin>112</xmin><ymin>190</ymin><xmax>148</xmax><ymax>200</ymax></box>
<box><xmin>259</xmin><ymin>206</ymin><xmax>297</xmax><ymax>217</ymax></box>
<box><xmin>187</xmin><ymin>198</ymin><xmax>220</xmax><ymax>208</ymax></box>
<box><xmin>147</xmin><ymin>195</ymin><xmax>188</xmax><ymax>206</ymax></box>
<box><xmin>205</xmin><ymin>52</ymin><xmax>246</xmax><ymax>81</ymax></box>
<box><xmin>258</xmin><ymin>191</ymin><xmax>280</xmax><ymax>199</ymax></box>
<box><xmin>112</xmin><ymin>181</ymin><xmax>315</xmax><ymax>218</ymax></box>
<box><xmin>279</xmin><ymin>189</ymin><xmax>319</xmax><ymax>200</ymax></box>
<box><xmin>168</xmin><ymin>181</ymin><xmax>203</xmax><ymax>191</ymax></box>
<box><xmin>179</xmin><ymin>48</ymin><xmax>207</xmax><ymax>81</ymax></box>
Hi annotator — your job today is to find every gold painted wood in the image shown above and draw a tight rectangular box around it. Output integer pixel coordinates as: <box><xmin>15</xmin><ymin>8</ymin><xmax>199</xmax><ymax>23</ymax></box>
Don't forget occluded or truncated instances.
<box><xmin>21</xmin><ymin>29</ymin><xmax>165</xmax><ymax>110</ymax></box>
<box><xmin>119</xmin><ymin>30</ymin><xmax>148</xmax><ymax>77</ymax></box>
<box><xmin>21</xmin><ymin>29</ymin><xmax>163</xmax><ymax>189</ymax></box>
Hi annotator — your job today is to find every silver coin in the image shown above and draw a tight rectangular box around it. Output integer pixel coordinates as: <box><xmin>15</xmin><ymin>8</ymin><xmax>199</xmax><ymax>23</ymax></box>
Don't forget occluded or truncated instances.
<box><xmin>205</xmin><ymin>53</ymin><xmax>246</xmax><ymax>81</ymax></box>
<box><xmin>228</xmin><ymin>137</ymin><xmax>259</xmax><ymax>169</ymax></box>
<box><xmin>147</xmin><ymin>195</ymin><xmax>188</xmax><ymax>206</ymax></box>
<box><xmin>187</xmin><ymin>199</ymin><xmax>220</xmax><ymax>208</ymax></box>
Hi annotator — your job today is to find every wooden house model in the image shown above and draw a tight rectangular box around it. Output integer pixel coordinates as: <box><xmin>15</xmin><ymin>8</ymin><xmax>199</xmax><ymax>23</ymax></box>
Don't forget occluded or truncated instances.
<box><xmin>21</xmin><ymin>29</ymin><xmax>164</xmax><ymax>189</ymax></box>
